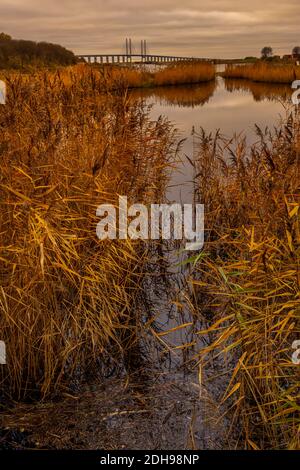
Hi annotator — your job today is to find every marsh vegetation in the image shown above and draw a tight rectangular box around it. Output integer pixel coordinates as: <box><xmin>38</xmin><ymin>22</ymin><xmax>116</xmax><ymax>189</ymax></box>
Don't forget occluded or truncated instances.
<box><xmin>0</xmin><ymin>63</ymin><xmax>299</xmax><ymax>450</ymax></box>
<box><xmin>223</xmin><ymin>62</ymin><xmax>300</xmax><ymax>84</ymax></box>
<box><xmin>190</xmin><ymin>114</ymin><xmax>300</xmax><ymax>449</ymax></box>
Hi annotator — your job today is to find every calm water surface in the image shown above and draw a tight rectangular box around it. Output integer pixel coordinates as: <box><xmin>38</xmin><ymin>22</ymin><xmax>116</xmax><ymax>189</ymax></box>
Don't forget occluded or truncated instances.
<box><xmin>131</xmin><ymin>77</ymin><xmax>292</xmax><ymax>203</ymax></box>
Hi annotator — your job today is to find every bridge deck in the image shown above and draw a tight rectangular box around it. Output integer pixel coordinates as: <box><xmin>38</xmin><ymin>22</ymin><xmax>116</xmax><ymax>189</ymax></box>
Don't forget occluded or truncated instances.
<box><xmin>76</xmin><ymin>54</ymin><xmax>213</xmax><ymax>64</ymax></box>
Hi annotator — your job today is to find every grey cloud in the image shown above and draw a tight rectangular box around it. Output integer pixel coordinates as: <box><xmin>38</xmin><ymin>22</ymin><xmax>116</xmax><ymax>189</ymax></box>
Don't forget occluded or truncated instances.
<box><xmin>0</xmin><ymin>0</ymin><xmax>299</xmax><ymax>58</ymax></box>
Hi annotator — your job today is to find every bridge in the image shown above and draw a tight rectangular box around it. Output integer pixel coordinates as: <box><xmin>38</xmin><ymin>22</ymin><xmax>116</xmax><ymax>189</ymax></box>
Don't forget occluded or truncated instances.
<box><xmin>76</xmin><ymin>39</ymin><xmax>215</xmax><ymax>65</ymax></box>
<box><xmin>76</xmin><ymin>54</ymin><xmax>213</xmax><ymax>65</ymax></box>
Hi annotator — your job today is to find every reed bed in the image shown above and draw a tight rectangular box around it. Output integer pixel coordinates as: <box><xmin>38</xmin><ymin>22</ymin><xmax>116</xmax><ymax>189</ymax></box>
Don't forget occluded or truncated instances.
<box><xmin>223</xmin><ymin>62</ymin><xmax>300</xmax><ymax>84</ymax></box>
<box><xmin>101</xmin><ymin>65</ymin><xmax>152</xmax><ymax>89</ymax></box>
<box><xmin>153</xmin><ymin>61</ymin><xmax>215</xmax><ymax>87</ymax></box>
<box><xmin>102</xmin><ymin>62</ymin><xmax>215</xmax><ymax>88</ymax></box>
<box><xmin>43</xmin><ymin>62</ymin><xmax>215</xmax><ymax>90</ymax></box>
<box><xmin>191</xmin><ymin>112</ymin><xmax>300</xmax><ymax>449</ymax></box>
<box><xmin>0</xmin><ymin>67</ymin><xmax>175</xmax><ymax>398</ymax></box>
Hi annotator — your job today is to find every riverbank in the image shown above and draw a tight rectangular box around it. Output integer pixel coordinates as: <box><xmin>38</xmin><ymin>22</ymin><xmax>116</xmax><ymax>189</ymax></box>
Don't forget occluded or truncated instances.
<box><xmin>0</xmin><ymin>370</ymin><xmax>230</xmax><ymax>450</ymax></box>
<box><xmin>0</xmin><ymin>62</ymin><xmax>216</xmax><ymax>94</ymax></box>
<box><xmin>222</xmin><ymin>62</ymin><xmax>300</xmax><ymax>83</ymax></box>
<box><xmin>98</xmin><ymin>62</ymin><xmax>216</xmax><ymax>88</ymax></box>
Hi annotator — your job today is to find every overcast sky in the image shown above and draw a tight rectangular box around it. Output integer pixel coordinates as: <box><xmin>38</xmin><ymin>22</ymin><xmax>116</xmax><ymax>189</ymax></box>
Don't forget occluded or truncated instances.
<box><xmin>0</xmin><ymin>0</ymin><xmax>299</xmax><ymax>58</ymax></box>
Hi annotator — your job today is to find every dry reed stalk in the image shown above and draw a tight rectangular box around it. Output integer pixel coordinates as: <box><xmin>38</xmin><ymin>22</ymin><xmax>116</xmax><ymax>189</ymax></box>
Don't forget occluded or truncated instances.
<box><xmin>189</xmin><ymin>112</ymin><xmax>300</xmax><ymax>449</ymax></box>
<box><xmin>223</xmin><ymin>62</ymin><xmax>300</xmax><ymax>84</ymax></box>
<box><xmin>0</xmin><ymin>68</ymin><xmax>175</xmax><ymax>398</ymax></box>
<box><xmin>153</xmin><ymin>62</ymin><xmax>215</xmax><ymax>87</ymax></box>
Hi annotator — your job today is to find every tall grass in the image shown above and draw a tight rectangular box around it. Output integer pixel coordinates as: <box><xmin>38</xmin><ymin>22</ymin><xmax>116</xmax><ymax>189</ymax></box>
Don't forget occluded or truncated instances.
<box><xmin>191</xmin><ymin>112</ymin><xmax>300</xmax><ymax>449</ymax></box>
<box><xmin>0</xmin><ymin>67</ymin><xmax>175</xmax><ymax>398</ymax></box>
<box><xmin>46</xmin><ymin>62</ymin><xmax>215</xmax><ymax>90</ymax></box>
<box><xmin>102</xmin><ymin>65</ymin><xmax>152</xmax><ymax>89</ymax></box>
<box><xmin>223</xmin><ymin>62</ymin><xmax>300</xmax><ymax>84</ymax></box>
<box><xmin>153</xmin><ymin>62</ymin><xmax>215</xmax><ymax>86</ymax></box>
<box><xmin>86</xmin><ymin>62</ymin><xmax>215</xmax><ymax>89</ymax></box>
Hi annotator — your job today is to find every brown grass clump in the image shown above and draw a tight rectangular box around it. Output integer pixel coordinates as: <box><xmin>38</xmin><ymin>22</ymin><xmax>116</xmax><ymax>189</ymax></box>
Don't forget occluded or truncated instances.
<box><xmin>223</xmin><ymin>62</ymin><xmax>300</xmax><ymax>84</ymax></box>
<box><xmin>190</xmin><ymin>112</ymin><xmax>300</xmax><ymax>449</ymax></box>
<box><xmin>0</xmin><ymin>68</ymin><xmax>175</xmax><ymax>399</ymax></box>
<box><xmin>102</xmin><ymin>61</ymin><xmax>215</xmax><ymax>89</ymax></box>
<box><xmin>48</xmin><ymin>62</ymin><xmax>216</xmax><ymax>90</ymax></box>
<box><xmin>153</xmin><ymin>61</ymin><xmax>215</xmax><ymax>87</ymax></box>
<box><xmin>101</xmin><ymin>65</ymin><xmax>152</xmax><ymax>89</ymax></box>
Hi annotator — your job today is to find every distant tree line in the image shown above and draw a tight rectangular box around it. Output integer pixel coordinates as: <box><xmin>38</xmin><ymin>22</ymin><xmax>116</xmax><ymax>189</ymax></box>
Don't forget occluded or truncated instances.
<box><xmin>0</xmin><ymin>33</ymin><xmax>77</xmax><ymax>69</ymax></box>
<box><xmin>261</xmin><ymin>45</ymin><xmax>300</xmax><ymax>60</ymax></box>
<box><xmin>292</xmin><ymin>46</ymin><xmax>300</xmax><ymax>56</ymax></box>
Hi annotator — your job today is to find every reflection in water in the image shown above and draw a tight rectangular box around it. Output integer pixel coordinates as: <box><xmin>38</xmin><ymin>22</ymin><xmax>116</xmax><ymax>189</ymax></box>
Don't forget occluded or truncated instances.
<box><xmin>129</xmin><ymin>77</ymin><xmax>291</xmax><ymax>204</ymax></box>
<box><xmin>129</xmin><ymin>77</ymin><xmax>292</xmax><ymax>111</ymax></box>
<box><xmin>224</xmin><ymin>78</ymin><xmax>292</xmax><ymax>103</ymax></box>
<box><xmin>129</xmin><ymin>81</ymin><xmax>216</xmax><ymax>108</ymax></box>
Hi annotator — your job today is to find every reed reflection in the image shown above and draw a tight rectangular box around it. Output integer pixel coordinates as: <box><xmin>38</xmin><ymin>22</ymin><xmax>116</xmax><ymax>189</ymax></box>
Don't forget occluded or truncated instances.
<box><xmin>129</xmin><ymin>80</ymin><xmax>216</xmax><ymax>108</ymax></box>
<box><xmin>224</xmin><ymin>78</ymin><xmax>292</xmax><ymax>103</ymax></box>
